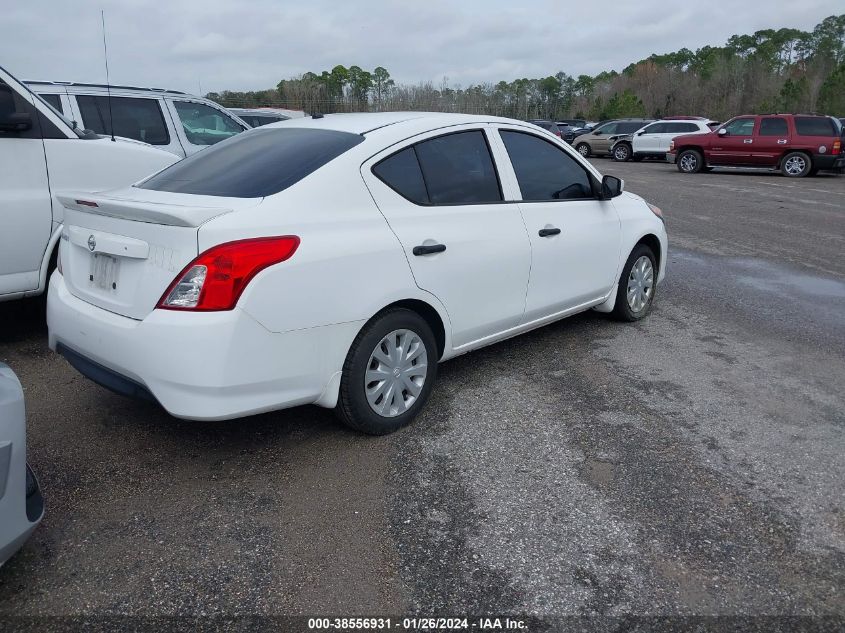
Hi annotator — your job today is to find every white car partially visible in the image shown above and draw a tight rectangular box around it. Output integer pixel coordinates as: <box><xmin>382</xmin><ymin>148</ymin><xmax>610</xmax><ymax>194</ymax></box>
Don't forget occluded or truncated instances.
<box><xmin>48</xmin><ymin>112</ymin><xmax>667</xmax><ymax>434</ymax></box>
<box><xmin>613</xmin><ymin>119</ymin><xmax>715</xmax><ymax>162</ymax></box>
<box><xmin>0</xmin><ymin>66</ymin><xmax>178</xmax><ymax>302</ymax></box>
<box><xmin>0</xmin><ymin>363</ymin><xmax>43</xmax><ymax>567</ymax></box>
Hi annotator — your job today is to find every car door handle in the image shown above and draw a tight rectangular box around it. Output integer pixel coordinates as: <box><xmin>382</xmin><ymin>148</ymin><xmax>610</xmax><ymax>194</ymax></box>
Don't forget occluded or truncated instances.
<box><xmin>777</xmin><ymin>139</ymin><xmax>788</xmax><ymax>144</ymax></box>
<box><xmin>412</xmin><ymin>243</ymin><xmax>446</xmax><ymax>256</ymax></box>
<box><xmin>538</xmin><ymin>227</ymin><xmax>561</xmax><ymax>237</ymax></box>
<box><xmin>743</xmin><ymin>139</ymin><xmax>753</xmax><ymax>144</ymax></box>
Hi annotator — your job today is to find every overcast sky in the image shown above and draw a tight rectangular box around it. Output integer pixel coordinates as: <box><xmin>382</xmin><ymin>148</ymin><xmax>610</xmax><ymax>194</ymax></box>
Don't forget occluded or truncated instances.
<box><xmin>3</xmin><ymin>1</ymin><xmax>842</xmax><ymax>94</ymax></box>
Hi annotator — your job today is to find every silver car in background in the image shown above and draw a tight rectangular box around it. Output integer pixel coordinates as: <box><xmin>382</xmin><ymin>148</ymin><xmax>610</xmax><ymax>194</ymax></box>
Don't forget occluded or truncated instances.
<box><xmin>0</xmin><ymin>363</ymin><xmax>43</xmax><ymax>567</ymax></box>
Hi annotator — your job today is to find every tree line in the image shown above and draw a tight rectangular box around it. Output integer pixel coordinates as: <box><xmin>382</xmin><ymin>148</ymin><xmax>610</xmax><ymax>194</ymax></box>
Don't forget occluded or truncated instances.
<box><xmin>206</xmin><ymin>14</ymin><xmax>845</xmax><ymax>120</ymax></box>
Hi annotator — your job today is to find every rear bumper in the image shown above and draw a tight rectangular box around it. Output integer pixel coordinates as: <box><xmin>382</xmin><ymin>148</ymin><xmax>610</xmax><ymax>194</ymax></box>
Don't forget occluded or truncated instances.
<box><xmin>47</xmin><ymin>273</ymin><xmax>363</xmax><ymax>420</ymax></box>
<box><xmin>813</xmin><ymin>154</ymin><xmax>845</xmax><ymax>171</ymax></box>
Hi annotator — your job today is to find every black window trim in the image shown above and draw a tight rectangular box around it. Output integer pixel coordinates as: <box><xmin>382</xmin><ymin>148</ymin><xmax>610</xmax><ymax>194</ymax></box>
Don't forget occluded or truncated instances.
<box><xmin>371</xmin><ymin>127</ymin><xmax>505</xmax><ymax>207</ymax></box>
<box><xmin>498</xmin><ymin>127</ymin><xmax>601</xmax><ymax>204</ymax></box>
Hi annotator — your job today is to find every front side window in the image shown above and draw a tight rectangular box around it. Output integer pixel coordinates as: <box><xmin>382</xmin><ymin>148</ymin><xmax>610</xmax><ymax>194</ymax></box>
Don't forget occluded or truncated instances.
<box><xmin>138</xmin><ymin>127</ymin><xmax>363</xmax><ymax>198</ymax></box>
<box><xmin>759</xmin><ymin>117</ymin><xmax>788</xmax><ymax>136</ymax></box>
<box><xmin>174</xmin><ymin>101</ymin><xmax>245</xmax><ymax>146</ymax></box>
<box><xmin>794</xmin><ymin>116</ymin><xmax>836</xmax><ymax>137</ymax></box>
<box><xmin>241</xmin><ymin>115</ymin><xmax>287</xmax><ymax>128</ymax></box>
<box><xmin>596</xmin><ymin>122</ymin><xmax>618</xmax><ymax>135</ymax></box>
<box><xmin>0</xmin><ymin>79</ymin><xmax>63</xmax><ymax>139</ymax></box>
<box><xmin>642</xmin><ymin>123</ymin><xmax>666</xmax><ymax>134</ymax></box>
<box><xmin>77</xmin><ymin>95</ymin><xmax>170</xmax><ymax>145</ymax></box>
<box><xmin>501</xmin><ymin>130</ymin><xmax>593</xmax><ymax>201</ymax></box>
<box><xmin>722</xmin><ymin>117</ymin><xmax>755</xmax><ymax>136</ymax></box>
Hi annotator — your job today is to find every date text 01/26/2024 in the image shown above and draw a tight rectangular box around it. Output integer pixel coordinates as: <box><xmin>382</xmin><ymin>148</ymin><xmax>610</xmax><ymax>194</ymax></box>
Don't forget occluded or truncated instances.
<box><xmin>307</xmin><ymin>617</ymin><xmax>528</xmax><ymax>630</ymax></box>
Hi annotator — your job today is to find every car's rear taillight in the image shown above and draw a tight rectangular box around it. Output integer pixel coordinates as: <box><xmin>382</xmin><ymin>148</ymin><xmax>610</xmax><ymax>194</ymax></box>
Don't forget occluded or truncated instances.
<box><xmin>157</xmin><ymin>236</ymin><xmax>300</xmax><ymax>311</ymax></box>
<box><xmin>834</xmin><ymin>138</ymin><xmax>842</xmax><ymax>154</ymax></box>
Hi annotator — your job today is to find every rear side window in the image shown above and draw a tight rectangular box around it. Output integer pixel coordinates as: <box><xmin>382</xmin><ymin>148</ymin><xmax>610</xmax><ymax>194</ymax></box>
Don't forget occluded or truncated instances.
<box><xmin>77</xmin><ymin>95</ymin><xmax>170</xmax><ymax>145</ymax></box>
<box><xmin>501</xmin><ymin>130</ymin><xmax>593</xmax><ymax>201</ymax></box>
<box><xmin>618</xmin><ymin>122</ymin><xmax>648</xmax><ymax>134</ymax></box>
<box><xmin>373</xmin><ymin>147</ymin><xmax>429</xmax><ymax>204</ymax></box>
<box><xmin>414</xmin><ymin>131</ymin><xmax>502</xmax><ymax>204</ymax></box>
<box><xmin>794</xmin><ymin>117</ymin><xmax>836</xmax><ymax>137</ymax></box>
<box><xmin>138</xmin><ymin>127</ymin><xmax>363</xmax><ymax>197</ymax></box>
<box><xmin>672</xmin><ymin>123</ymin><xmax>699</xmax><ymax>133</ymax></box>
<box><xmin>173</xmin><ymin>101</ymin><xmax>245</xmax><ymax>146</ymax></box>
<box><xmin>759</xmin><ymin>117</ymin><xmax>788</xmax><ymax>136</ymax></box>
<box><xmin>39</xmin><ymin>93</ymin><xmax>63</xmax><ymax>114</ymax></box>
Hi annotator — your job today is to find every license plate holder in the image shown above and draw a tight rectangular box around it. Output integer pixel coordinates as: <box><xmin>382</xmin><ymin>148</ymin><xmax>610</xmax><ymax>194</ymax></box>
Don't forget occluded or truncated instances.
<box><xmin>89</xmin><ymin>253</ymin><xmax>120</xmax><ymax>291</ymax></box>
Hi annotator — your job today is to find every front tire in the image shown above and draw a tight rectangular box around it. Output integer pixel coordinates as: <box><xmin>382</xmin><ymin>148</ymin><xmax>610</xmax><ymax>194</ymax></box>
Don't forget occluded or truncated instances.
<box><xmin>780</xmin><ymin>152</ymin><xmax>812</xmax><ymax>177</ymax></box>
<box><xmin>613</xmin><ymin>143</ymin><xmax>631</xmax><ymax>161</ymax></box>
<box><xmin>576</xmin><ymin>142</ymin><xmax>591</xmax><ymax>158</ymax></box>
<box><xmin>676</xmin><ymin>149</ymin><xmax>704</xmax><ymax>173</ymax></box>
<box><xmin>336</xmin><ymin>308</ymin><xmax>438</xmax><ymax>435</ymax></box>
<box><xmin>611</xmin><ymin>244</ymin><xmax>657</xmax><ymax>322</ymax></box>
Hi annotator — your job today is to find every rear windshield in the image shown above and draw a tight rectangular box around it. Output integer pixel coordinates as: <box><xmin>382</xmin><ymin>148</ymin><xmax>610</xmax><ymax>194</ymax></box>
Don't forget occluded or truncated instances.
<box><xmin>794</xmin><ymin>117</ymin><xmax>836</xmax><ymax>137</ymax></box>
<box><xmin>138</xmin><ymin>127</ymin><xmax>364</xmax><ymax>197</ymax></box>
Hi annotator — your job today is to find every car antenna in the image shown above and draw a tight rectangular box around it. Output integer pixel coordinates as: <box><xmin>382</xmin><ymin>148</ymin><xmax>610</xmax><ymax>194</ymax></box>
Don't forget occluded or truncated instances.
<box><xmin>101</xmin><ymin>9</ymin><xmax>115</xmax><ymax>141</ymax></box>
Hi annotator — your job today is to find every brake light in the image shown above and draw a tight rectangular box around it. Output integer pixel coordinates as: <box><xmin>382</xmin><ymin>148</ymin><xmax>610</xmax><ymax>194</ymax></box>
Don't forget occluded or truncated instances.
<box><xmin>157</xmin><ymin>236</ymin><xmax>300</xmax><ymax>311</ymax></box>
<box><xmin>834</xmin><ymin>138</ymin><xmax>841</xmax><ymax>154</ymax></box>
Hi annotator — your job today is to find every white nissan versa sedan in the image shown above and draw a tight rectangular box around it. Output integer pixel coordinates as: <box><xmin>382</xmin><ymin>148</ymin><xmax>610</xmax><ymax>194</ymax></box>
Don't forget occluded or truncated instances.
<box><xmin>47</xmin><ymin>112</ymin><xmax>667</xmax><ymax>434</ymax></box>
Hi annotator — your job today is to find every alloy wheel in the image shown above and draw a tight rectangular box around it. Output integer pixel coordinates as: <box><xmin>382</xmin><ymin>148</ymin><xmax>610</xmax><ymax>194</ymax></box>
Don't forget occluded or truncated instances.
<box><xmin>364</xmin><ymin>329</ymin><xmax>428</xmax><ymax>417</ymax></box>
<box><xmin>679</xmin><ymin>153</ymin><xmax>697</xmax><ymax>172</ymax></box>
<box><xmin>784</xmin><ymin>155</ymin><xmax>806</xmax><ymax>176</ymax></box>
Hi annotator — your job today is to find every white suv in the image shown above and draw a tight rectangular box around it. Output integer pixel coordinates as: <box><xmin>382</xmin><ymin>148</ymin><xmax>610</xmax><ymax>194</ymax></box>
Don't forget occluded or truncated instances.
<box><xmin>26</xmin><ymin>80</ymin><xmax>248</xmax><ymax>158</ymax></box>
<box><xmin>612</xmin><ymin>119</ymin><xmax>715</xmax><ymax>161</ymax></box>
<box><xmin>1</xmin><ymin>66</ymin><xmax>177</xmax><ymax>302</ymax></box>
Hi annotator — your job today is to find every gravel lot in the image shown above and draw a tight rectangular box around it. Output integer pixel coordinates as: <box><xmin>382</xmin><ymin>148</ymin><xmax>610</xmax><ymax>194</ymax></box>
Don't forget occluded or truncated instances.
<box><xmin>1</xmin><ymin>160</ymin><xmax>843</xmax><ymax>631</ymax></box>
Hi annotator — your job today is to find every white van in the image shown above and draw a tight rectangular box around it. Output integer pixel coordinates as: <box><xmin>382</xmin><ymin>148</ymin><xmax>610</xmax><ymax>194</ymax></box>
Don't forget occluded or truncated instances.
<box><xmin>26</xmin><ymin>80</ymin><xmax>249</xmax><ymax>158</ymax></box>
<box><xmin>1</xmin><ymin>66</ymin><xmax>178</xmax><ymax>302</ymax></box>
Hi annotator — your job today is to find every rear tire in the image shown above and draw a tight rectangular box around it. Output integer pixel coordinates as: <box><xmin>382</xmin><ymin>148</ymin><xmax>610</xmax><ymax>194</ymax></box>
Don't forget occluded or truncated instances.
<box><xmin>781</xmin><ymin>152</ymin><xmax>811</xmax><ymax>178</ymax></box>
<box><xmin>576</xmin><ymin>142</ymin><xmax>591</xmax><ymax>158</ymax></box>
<box><xmin>336</xmin><ymin>308</ymin><xmax>438</xmax><ymax>435</ymax></box>
<box><xmin>611</xmin><ymin>244</ymin><xmax>657</xmax><ymax>322</ymax></box>
<box><xmin>676</xmin><ymin>149</ymin><xmax>704</xmax><ymax>173</ymax></box>
<box><xmin>613</xmin><ymin>143</ymin><xmax>632</xmax><ymax>161</ymax></box>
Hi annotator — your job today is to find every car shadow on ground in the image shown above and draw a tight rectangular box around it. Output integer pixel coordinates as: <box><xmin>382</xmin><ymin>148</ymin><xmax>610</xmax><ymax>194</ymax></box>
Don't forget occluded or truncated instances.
<box><xmin>0</xmin><ymin>297</ymin><xmax>48</xmax><ymax>344</ymax></box>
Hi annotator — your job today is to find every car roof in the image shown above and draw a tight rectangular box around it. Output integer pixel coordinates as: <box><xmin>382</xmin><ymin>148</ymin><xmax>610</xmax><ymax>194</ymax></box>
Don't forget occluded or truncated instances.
<box><xmin>271</xmin><ymin>112</ymin><xmax>526</xmax><ymax>135</ymax></box>
<box><xmin>24</xmin><ymin>80</ymin><xmax>187</xmax><ymax>95</ymax></box>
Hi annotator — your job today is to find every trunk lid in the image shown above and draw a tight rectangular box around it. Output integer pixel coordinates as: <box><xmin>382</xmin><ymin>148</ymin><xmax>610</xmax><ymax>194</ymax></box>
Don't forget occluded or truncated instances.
<box><xmin>57</xmin><ymin>188</ymin><xmax>260</xmax><ymax>320</ymax></box>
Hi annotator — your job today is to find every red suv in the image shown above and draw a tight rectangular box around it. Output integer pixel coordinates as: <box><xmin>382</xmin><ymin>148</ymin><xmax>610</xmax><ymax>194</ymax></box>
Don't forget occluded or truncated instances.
<box><xmin>668</xmin><ymin>114</ymin><xmax>844</xmax><ymax>177</ymax></box>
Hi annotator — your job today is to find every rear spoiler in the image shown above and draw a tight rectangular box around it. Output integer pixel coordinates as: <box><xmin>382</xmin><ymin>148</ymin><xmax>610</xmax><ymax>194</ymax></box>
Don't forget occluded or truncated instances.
<box><xmin>56</xmin><ymin>192</ymin><xmax>232</xmax><ymax>228</ymax></box>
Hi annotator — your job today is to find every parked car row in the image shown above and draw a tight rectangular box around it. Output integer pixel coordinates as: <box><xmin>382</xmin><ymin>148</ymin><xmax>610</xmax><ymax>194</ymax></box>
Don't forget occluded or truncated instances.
<box><xmin>566</xmin><ymin>113</ymin><xmax>844</xmax><ymax>178</ymax></box>
<box><xmin>668</xmin><ymin>114</ymin><xmax>844</xmax><ymax>177</ymax></box>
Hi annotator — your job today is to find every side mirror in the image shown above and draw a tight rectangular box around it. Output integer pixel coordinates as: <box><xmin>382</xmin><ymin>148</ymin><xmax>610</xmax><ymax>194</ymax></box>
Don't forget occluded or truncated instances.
<box><xmin>0</xmin><ymin>112</ymin><xmax>32</xmax><ymax>133</ymax></box>
<box><xmin>600</xmin><ymin>175</ymin><xmax>624</xmax><ymax>199</ymax></box>
<box><xmin>717</xmin><ymin>128</ymin><xmax>727</xmax><ymax>136</ymax></box>
<box><xmin>636</xmin><ymin>131</ymin><xmax>644</xmax><ymax>136</ymax></box>
<box><xmin>593</xmin><ymin>130</ymin><xmax>602</xmax><ymax>135</ymax></box>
